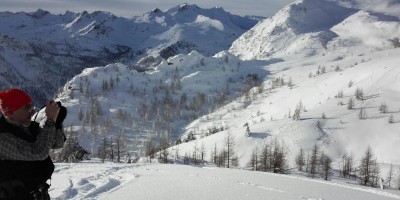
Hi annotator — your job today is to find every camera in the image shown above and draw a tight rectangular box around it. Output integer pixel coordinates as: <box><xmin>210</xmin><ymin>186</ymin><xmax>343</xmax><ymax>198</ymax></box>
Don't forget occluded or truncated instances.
<box><xmin>55</xmin><ymin>101</ymin><xmax>67</xmax><ymax>129</ymax></box>
<box><xmin>32</xmin><ymin>101</ymin><xmax>67</xmax><ymax>129</ymax></box>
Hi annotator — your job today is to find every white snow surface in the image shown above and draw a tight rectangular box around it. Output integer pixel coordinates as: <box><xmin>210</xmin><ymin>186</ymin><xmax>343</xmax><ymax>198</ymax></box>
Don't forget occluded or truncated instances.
<box><xmin>50</xmin><ymin>161</ymin><xmax>400</xmax><ymax>200</ymax></box>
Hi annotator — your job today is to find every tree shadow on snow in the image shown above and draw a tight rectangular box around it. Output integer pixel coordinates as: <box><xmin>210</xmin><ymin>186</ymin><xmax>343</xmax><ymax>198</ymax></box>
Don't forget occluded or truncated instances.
<box><xmin>250</xmin><ymin>132</ymin><xmax>270</xmax><ymax>139</ymax></box>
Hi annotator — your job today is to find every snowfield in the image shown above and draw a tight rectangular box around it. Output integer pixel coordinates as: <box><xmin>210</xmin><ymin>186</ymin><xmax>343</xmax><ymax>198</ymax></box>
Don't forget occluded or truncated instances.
<box><xmin>50</xmin><ymin>161</ymin><xmax>400</xmax><ymax>200</ymax></box>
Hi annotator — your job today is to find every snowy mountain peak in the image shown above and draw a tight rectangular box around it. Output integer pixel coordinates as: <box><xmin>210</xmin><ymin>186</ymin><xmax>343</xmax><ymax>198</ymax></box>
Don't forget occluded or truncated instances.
<box><xmin>151</xmin><ymin>8</ymin><xmax>163</xmax><ymax>14</ymax></box>
<box><xmin>230</xmin><ymin>0</ymin><xmax>400</xmax><ymax>60</ymax></box>
<box><xmin>27</xmin><ymin>9</ymin><xmax>50</xmax><ymax>19</ymax></box>
<box><xmin>164</xmin><ymin>3</ymin><xmax>200</xmax><ymax>15</ymax></box>
<box><xmin>284</xmin><ymin>0</ymin><xmax>356</xmax><ymax>33</ymax></box>
<box><xmin>0</xmin><ymin>5</ymin><xmax>260</xmax><ymax>103</ymax></box>
<box><xmin>178</xmin><ymin>3</ymin><xmax>200</xmax><ymax>11</ymax></box>
<box><xmin>75</xmin><ymin>10</ymin><xmax>116</xmax><ymax>21</ymax></box>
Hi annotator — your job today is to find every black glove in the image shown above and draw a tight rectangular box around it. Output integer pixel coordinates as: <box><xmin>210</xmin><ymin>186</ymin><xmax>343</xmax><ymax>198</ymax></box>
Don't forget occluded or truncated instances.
<box><xmin>55</xmin><ymin>101</ymin><xmax>67</xmax><ymax>129</ymax></box>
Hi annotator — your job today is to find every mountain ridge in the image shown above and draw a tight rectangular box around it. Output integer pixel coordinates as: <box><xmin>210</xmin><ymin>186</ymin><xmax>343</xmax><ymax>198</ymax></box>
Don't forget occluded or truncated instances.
<box><xmin>0</xmin><ymin>4</ymin><xmax>261</xmax><ymax>103</ymax></box>
<box><xmin>229</xmin><ymin>0</ymin><xmax>399</xmax><ymax>60</ymax></box>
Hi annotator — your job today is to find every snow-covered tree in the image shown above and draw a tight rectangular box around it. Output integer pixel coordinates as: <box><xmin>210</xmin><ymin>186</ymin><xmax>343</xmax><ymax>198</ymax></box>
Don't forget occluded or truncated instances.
<box><xmin>244</xmin><ymin>122</ymin><xmax>251</xmax><ymax>137</ymax></box>
<box><xmin>58</xmin><ymin>127</ymin><xmax>90</xmax><ymax>162</ymax></box>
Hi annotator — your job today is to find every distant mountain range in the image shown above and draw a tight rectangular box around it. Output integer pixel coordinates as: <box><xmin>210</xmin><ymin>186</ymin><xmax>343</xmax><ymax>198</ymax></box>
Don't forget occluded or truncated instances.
<box><xmin>0</xmin><ymin>4</ymin><xmax>261</xmax><ymax>103</ymax></box>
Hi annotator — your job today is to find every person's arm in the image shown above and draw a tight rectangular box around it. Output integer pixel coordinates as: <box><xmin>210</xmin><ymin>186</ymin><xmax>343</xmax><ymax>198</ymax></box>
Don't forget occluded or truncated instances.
<box><xmin>0</xmin><ymin>125</ymin><xmax>57</xmax><ymax>160</ymax></box>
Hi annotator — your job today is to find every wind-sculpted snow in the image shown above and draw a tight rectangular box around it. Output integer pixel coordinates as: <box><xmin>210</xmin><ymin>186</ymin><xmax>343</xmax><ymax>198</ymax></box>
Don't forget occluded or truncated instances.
<box><xmin>50</xmin><ymin>162</ymin><xmax>400</xmax><ymax>200</ymax></box>
<box><xmin>51</xmin><ymin>161</ymin><xmax>138</xmax><ymax>200</ymax></box>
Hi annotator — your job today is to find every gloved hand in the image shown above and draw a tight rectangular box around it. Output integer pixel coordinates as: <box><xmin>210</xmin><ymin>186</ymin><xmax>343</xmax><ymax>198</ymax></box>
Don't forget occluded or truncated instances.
<box><xmin>55</xmin><ymin>101</ymin><xmax>67</xmax><ymax>129</ymax></box>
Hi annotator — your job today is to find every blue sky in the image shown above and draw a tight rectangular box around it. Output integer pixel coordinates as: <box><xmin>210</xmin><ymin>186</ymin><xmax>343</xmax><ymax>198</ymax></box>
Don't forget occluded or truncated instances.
<box><xmin>0</xmin><ymin>0</ymin><xmax>295</xmax><ymax>18</ymax></box>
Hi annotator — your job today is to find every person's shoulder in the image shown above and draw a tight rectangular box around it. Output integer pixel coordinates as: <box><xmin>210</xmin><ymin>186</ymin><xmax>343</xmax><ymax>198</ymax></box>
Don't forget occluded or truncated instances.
<box><xmin>0</xmin><ymin>130</ymin><xmax>17</xmax><ymax>140</ymax></box>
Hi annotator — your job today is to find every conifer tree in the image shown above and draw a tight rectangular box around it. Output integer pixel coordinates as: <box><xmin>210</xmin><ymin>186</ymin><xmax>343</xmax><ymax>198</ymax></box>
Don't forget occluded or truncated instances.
<box><xmin>272</xmin><ymin>139</ymin><xmax>288</xmax><ymax>174</ymax></box>
<box><xmin>388</xmin><ymin>114</ymin><xmax>394</xmax><ymax>124</ymax></box>
<box><xmin>310</xmin><ymin>144</ymin><xmax>319</xmax><ymax>178</ymax></box>
<box><xmin>359</xmin><ymin>146</ymin><xmax>380</xmax><ymax>186</ymax></box>
<box><xmin>355</xmin><ymin>87</ymin><xmax>364</xmax><ymax>100</ymax></box>
<box><xmin>98</xmin><ymin>137</ymin><xmax>109</xmax><ymax>163</ymax></box>
<box><xmin>58</xmin><ymin>126</ymin><xmax>90</xmax><ymax>162</ymax></box>
<box><xmin>387</xmin><ymin>163</ymin><xmax>394</xmax><ymax>187</ymax></box>
<box><xmin>347</xmin><ymin>97</ymin><xmax>355</xmax><ymax>110</ymax></box>
<box><xmin>295</xmin><ymin>148</ymin><xmax>305</xmax><ymax>171</ymax></box>
<box><xmin>224</xmin><ymin>130</ymin><xmax>237</xmax><ymax>168</ymax></box>
<box><xmin>358</xmin><ymin>107</ymin><xmax>367</xmax><ymax>120</ymax></box>
<box><xmin>398</xmin><ymin>167</ymin><xmax>400</xmax><ymax>190</ymax></box>
<box><xmin>321</xmin><ymin>154</ymin><xmax>332</xmax><ymax>180</ymax></box>
<box><xmin>379</xmin><ymin>102</ymin><xmax>388</xmax><ymax>113</ymax></box>
<box><xmin>247</xmin><ymin>147</ymin><xmax>258</xmax><ymax>171</ymax></box>
<box><xmin>259</xmin><ymin>143</ymin><xmax>271</xmax><ymax>172</ymax></box>
<box><xmin>244</xmin><ymin>122</ymin><xmax>251</xmax><ymax>137</ymax></box>
<box><xmin>293</xmin><ymin>101</ymin><xmax>303</xmax><ymax>120</ymax></box>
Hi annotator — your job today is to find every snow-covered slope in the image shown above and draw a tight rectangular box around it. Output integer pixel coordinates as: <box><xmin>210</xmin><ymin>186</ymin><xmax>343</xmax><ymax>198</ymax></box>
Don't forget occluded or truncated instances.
<box><xmin>229</xmin><ymin>0</ymin><xmax>400</xmax><ymax>60</ymax></box>
<box><xmin>56</xmin><ymin>51</ymin><xmax>267</xmax><ymax>157</ymax></box>
<box><xmin>53</xmin><ymin>0</ymin><xmax>400</xmax><ymax>171</ymax></box>
<box><xmin>0</xmin><ymin>5</ymin><xmax>260</xmax><ymax>104</ymax></box>
<box><xmin>177</xmin><ymin>48</ymin><xmax>400</xmax><ymax>168</ymax></box>
<box><xmin>49</xmin><ymin>162</ymin><xmax>400</xmax><ymax>200</ymax></box>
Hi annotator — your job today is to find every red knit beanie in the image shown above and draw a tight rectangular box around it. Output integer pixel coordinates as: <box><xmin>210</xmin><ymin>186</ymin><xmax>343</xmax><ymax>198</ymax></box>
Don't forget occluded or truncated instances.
<box><xmin>0</xmin><ymin>88</ymin><xmax>32</xmax><ymax>116</ymax></box>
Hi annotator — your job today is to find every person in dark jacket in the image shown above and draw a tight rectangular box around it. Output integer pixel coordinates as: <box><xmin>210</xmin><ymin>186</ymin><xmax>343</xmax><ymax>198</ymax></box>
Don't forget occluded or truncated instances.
<box><xmin>0</xmin><ymin>88</ymin><xmax>66</xmax><ymax>200</ymax></box>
